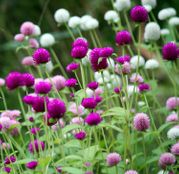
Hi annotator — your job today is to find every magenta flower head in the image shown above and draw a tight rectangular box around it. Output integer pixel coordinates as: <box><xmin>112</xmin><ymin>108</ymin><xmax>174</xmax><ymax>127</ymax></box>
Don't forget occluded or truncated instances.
<box><xmin>72</xmin><ymin>37</ymin><xmax>88</xmax><ymax>48</ymax></box>
<box><xmin>162</xmin><ymin>42</ymin><xmax>178</xmax><ymax>61</ymax></box>
<box><xmin>171</xmin><ymin>142</ymin><xmax>179</xmax><ymax>155</ymax></box>
<box><xmin>22</xmin><ymin>73</ymin><xmax>35</xmax><ymax>87</ymax></box>
<box><xmin>44</xmin><ymin>113</ymin><xmax>58</xmax><ymax>126</ymax></box>
<box><xmin>166</xmin><ymin>97</ymin><xmax>179</xmax><ymax>110</ymax></box>
<box><xmin>23</xmin><ymin>94</ymin><xmax>37</xmax><ymax>105</ymax></box>
<box><xmin>29</xmin><ymin>117</ymin><xmax>34</xmax><ymax>122</ymax></box>
<box><xmin>115</xmin><ymin>30</ymin><xmax>132</xmax><ymax>46</ymax></box>
<box><xmin>85</xmin><ymin>112</ymin><xmax>102</xmax><ymax>126</ymax></box>
<box><xmin>71</xmin><ymin>46</ymin><xmax>88</xmax><ymax>59</ymax></box>
<box><xmin>99</xmin><ymin>47</ymin><xmax>114</xmax><ymax>57</ymax></box>
<box><xmin>87</xmin><ymin>81</ymin><xmax>99</xmax><ymax>90</ymax></box>
<box><xmin>14</xmin><ymin>33</ymin><xmax>25</xmax><ymax>42</ymax></box>
<box><xmin>47</xmin><ymin>99</ymin><xmax>66</xmax><ymax>119</ymax></box>
<box><xmin>166</xmin><ymin>113</ymin><xmax>178</xmax><ymax>122</ymax></box>
<box><xmin>30</xmin><ymin>127</ymin><xmax>40</xmax><ymax>135</ymax></box>
<box><xmin>20</xmin><ymin>21</ymin><xmax>35</xmax><ymax>35</ymax></box>
<box><xmin>28</xmin><ymin>139</ymin><xmax>45</xmax><ymax>153</ymax></box>
<box><xmin>115</xmin><ymin>55</ymin><xmax>130</xmax><ymax>64</ymax></box>
<box><xmin>81</xmin><ymin>97</ymin><xmax>97</xmax><ymax>109</ymax></box>
<box><xmin>74</xmin><ymin>131</ymin><xmax>86</xmax><ymax>140</ymax></box>
<box><xmin>35</xmin><ymin>81</ymin><xmax>52</xmax><ymax>94</ymax></box>
<box><xmin>32</xmin><ymin>96</ymin><xmax>49</xmax><ymax>112</ymax></box>
<box><xmin>106</xmin><ymin>152</ymin><xmax>121</xmax><ymax>167</ymax></box>
<box><xmin>26</xmin><ymin>161</ymin><xmax>38</xmax><ymax>170</ymax></box>
<box><xmin>52</xmin><ymin>75</ymin><xmax>66</xmax><ymax>91</ymax></box>
<box><xmin>138</xmin><ymin>83</ymin><xmax>150</xmax><ymax>92</ymax></box>
<box><xmin>4</xmin><ymin>155</ymin><xmax>16</xmax><ymax>164</ymax></box>
<box><xmin>114</xmin><ymin>87</ymin><xmax>121</xmax><ymax>94</ymax></box>
<box><xmin>133</xmin><ymin>113</ymin><xmax>150</xmax><ymax>131</ymax></box>
<box><xmin>125</xmin><ymin>170</ymin><xmax>138</xmax><ymax>174</ymax></box>
<box><xmin>65</xmin><ymin>78</ymin><xmax>77</xmax><ymax>87</ymax></box>
<box><xmin>33</xmin><ymin>48</ymin><xmax>50</xmax><ymax>64</ymax></box>
<box><xmin>4</xmin><ymin>167</ymin><xmax>11</xmax><ymax>173</ymax></box>
<box><xmin>130</xmin><ymin>5</ymin><xmax>148</xmax><ymax>22</ymax></box>
<box><xmin>66</xmin><ymin>62</ymin><xmax>80</xmax><ymax>72</ymax></box>
<box><xmin>159</xmin><ymin>152</ymin><xmax>176</xmax><ymax>169</ymax></box>
<box><xmin>56</xmin><ymin>166</ymin><xmax>62</xmax><ymax>173</ymax></box>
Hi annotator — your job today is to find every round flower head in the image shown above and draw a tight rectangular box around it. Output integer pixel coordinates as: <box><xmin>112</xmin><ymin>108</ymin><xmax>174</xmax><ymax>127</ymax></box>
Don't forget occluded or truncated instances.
<box><xmin>145</xmin><ymin>59</ymin><xmax>159</xmax><ymax>69</ymax></box>
<box><xmin>71</xmin><ymin>46</ymin><xmax>88</xmax><ymax>59</ymax></box>
<box><xmin>104</xmin><ymin>10</ymin><xmax>119</xmax><ymax>23</ymax></box>
<box><xmin>160</xmin><ymin>29</ymin><xmax>170</xmax><ymax>36</ymax></box>
<box><xmin>72</xmin><ymin>37</ymin><xmax>88</xmax><ymax>48</ymax></box>
<box><xmin>81</xmin><ymin>97</ymin><xmax>97</xmax><ymax>109</ymax></box>
<box><xmin>125</xmin><ymin>170</ymin><xmax>138</xmax><ymax>174</ymax></box>
<box><xmin>106</xmin><ymin>152</ymin><xmax>121</xmax><ymax>166</ymax></box>
<box><xmin>130</xmin><ymin>73</ymin><xmax>144</xmax><ymax>84</ymax></box>
<box><xmin>14</xmin><ymin>33</ymin><xmax>24</xmax><ymax>42</ymax></box>
<box><xmin>138</xmin><ymin>83</ymin><xmax>150</xmax><ymax>92</ymax></box>
<box><xmin>4</xmin><ymin>167</ymin><xmax>11</xmax><ymax>173</ymax></box>
<box><xmin>84</xmin><ymin>18</ymin><xmax>99</xmax><ymax>30</ymax></box>
<box><xmin>130</xmin><ymin>5</ymin><xmax>148</xmax><ymax>22</ymax></box>
<box><xmin>166</xmin><ymin>113</ymin><xmax>178</xmax><ymax>122</ymax></box>
<box><xmin>69</xmin><ymin>103</ymin><xmax>84</xmax><ymax>116</ymax></box>
<box><xmin>162</xmin><ymin>42</ymin><xmax>178</xmax><ymax>61</ymax></box>
<box><xmin>144</xmin><ymin>22</ymin><xmax>160</xmax><ymax>41</ymax></box>
<box><xmin>29</xmin><ymin>38</ymin><xmax>39</xmax><ymax>48</ymax></box>
<box><xmin>169</xmin><ymin>17</ymin><xmax>179</xmax><ymax>26</ymax></box>
<box><xmin>30</xmin><ymin>127</ymin><xmax>40</xmax><ymax>135</ymax></box>
<box><xmin>159</xmin><ymin>153</ymin><xmax>176</xmax><ymax>169</ymax></box>
<box><xmin>32</xmin><ymin>96</ymin><xmax>48</xmax><ymax>112</ymax></box>
<box><xmin>133</xmin><ymin>113</ymin><xmax>150</xmax><ymax>131</ymax></box>
<box><xmin>141</xmin><ymin>0</ymin><xmax>157</xmax><ymax>8</ymax></box>
<box><xmin>114</xmin><ymin>0</ymin><xmax>131</xmax><ymax>11</ymax></box>
<box><xmin>85</xmin><ymin>112</ymin><xmax>102</xmax><ymax>126</ymax></box>
<box><xmin>99</xmin><ymin>47</ymin><xmax>114</xmax><ymax>57</ymax></box>
<box><xmin>40</xmin><ymin>33</ymin><xmax>55</xmax><ymax>47</ymax></box>
<box><xmin>26</xmin><ymin>161</ymin><xmax>38</xmax><ymax>169</ymax></box>
<box><xmin>130</xmin><ymin>55</ymin><xmax>145</xmax><ymax>69</ymax></box>
<box><xmin>80</xmin><ymin>15</ymin><xmax>93</xmax><ymax>30</ymax></box>
<box><xmin>71</xmin><ymin>117</ymin><xmax>84</xmax><ymax>125</ymax></box>
<box><xmin>65</xmin><ymin>78</ymin><xmax>77</xmax><ymax>87</ymax></box>
<box><xmin>171</xmin><ymin>142</ymin><xmax>179</xmax><ymax>155</ymax></box>
<box><xmin>20</xmin><ymin>21</ymin><xmax>35</xmax><ymax>35</ymax></box>
<box><xmin>4</xmin><ymin>155</ymin><xmax>16</xmax><ymax>164</ymax></box>
<box><xmin>22</xmin><ymin>73</ymin><xmax>35</xmax><ymax>87</ymax></box>
<box><xmin>33</xmin><ymin>48</ymin><xmax>50</xmax><ymax>64</ymax></box>
<box><xmin>66</xmin><ymin>62</ymin><xmax>80</xmax><ymax>72</ymax></box>
<box><xmin>143</xmin><ymin>5</ymin><xmax>152</xmax><ymax>12</ymax></box>
<box><xmin>68</xmin><ymin>16</ymin><xmax>81</xmax><ymax>28</ymax></box>
<box><xmin>74</xmin><ymin>131</ymin><xmax>86</xmax><ymax>140</ymax></box>
<box><xmin>28</xmin><ymin>139</ymin><xmax>45</xmax><ymax>153</ymax></box>
<box><xmin>166</xmin><ymin>97</ymin><xmax>179</xmax><ymax>110</ymax></box>
<box><xmin>47</xmin><ymin>98</ymin><xmax>66</xmax><ymax>118</ymax></box>
<box><xmin>54</xmin><ymin>8</ymin><xmax>70</xmax><ymax>24</ymax></box>
<box><xmin>167</xmin><ymin>127</ymin><xmax>179</xmax><ymax>140</ymax></box>
<box><xmin>114</xmin><ymin>87</ymin><xmax>121</xmax><ymax>94</ymax></box>
<box><xmin>21</xmin><ymin>56</ymin><xmax>35</xmax><ymax>66</ymax></box>
<box><xmin>158</xmin><ymin>8</ymin><xmax>176</xmax><ymax>21</ymax></box>
<box><xmin>52</xmin><ymin>75</ymin><xmax>66</xmax><ymax>91</ymax></box>
<box><xmin>44</xmin><ymin>113</ymin><xmax>58</xmax><ymax>126</ymax></box>
<box><xmin>33</xmin><ymin>25</ymin><xmax>41</xmax><ymax>36</ymax></box>
<box><xmin>35</xmin><ymin>81</ymin><xmax>51</xmax><ymax>94</ymax></box>
<box><xmin>115</xmin><ymin>30</ymin><xmax>132</xmax><ymax>45</ymax></box>
<box><xmin>87</xmin><ymin>81</ymin><xmax>99</xmax><ymax>90</ymax></box>
<box><xmin>0</xmin><ymin>78</ymin><xmax>5</xmax><ymax>87</ymax></box>
<box><xmin>115</xmin><ymin>55</ymin><xmax>130</xmax><ymax>64</ymax></box>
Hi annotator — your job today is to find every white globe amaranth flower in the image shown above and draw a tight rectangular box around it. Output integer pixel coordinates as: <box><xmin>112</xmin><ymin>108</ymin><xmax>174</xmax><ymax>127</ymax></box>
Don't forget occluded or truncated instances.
<box><xmin>104</xmin><ymin>10</ymin><xmax>119</xmax><ymax>23</ymax></box>
<box><xmin>54</xmin><ymin>8</ymin><xmax>70</xmax><ymax>24</ymax></box>
<box><xmin>86</xmin><ymin>88</ymin><xmax>94</xmax><ymax>97</ymax></box>
<box><xmin>114</xmin><ymin>0</ymin><xmax>131</xmax><ymax>11</ymax></box>
<box><xmin>138</xmin><ymin>101</ymin><xmax>145</xmax><ymax>106</ymax></box>
<box><xmin>80</xmin><ymin>15</ymin><xmax>93</xmax><ymax>30</ymax></box>
<box><xmin>110</xmin><ymin>74</ymin><xmax>121</xmax><ymax>87</ymax></box>
<box><xmin>82</xmin><ymin>49</ymin><xmax>91</xmax><ymax>66</ymax></box>
<box><xmin>33</xmin><ymin>25</ymin><xmax>41</xmax><ymax>36</ymax></box>
<box><xmin>68</xmin><ymin>16</ymin><xmax>81</xmax><ymax>28</ymax></box>
<box><xmin>143</xmin><ymin>5</ymin><xmax>152</xmax><ymax>12</ymax></box>
<box><xmin>127</xmin><ymin>85</ymin><xmax>139</xmax><ymax>96</ymax></box>
<box><xmin>40</xmin><ymin>33</ymin><xmax>55</xmax><ymax>47</ymax></box>
<box><xmin>130</xmin><ymin>55</ymin><xmax>145</xmax><ymax>69</ymax></box>
<box><xmin>167</xmin><ymin>127</ymin><xmax>179</xmax><ymax>140</ymax></box>
<box><xmin>94</xmin><ymin>70</ymin><xmax>110</xmax><ymax>84</ymax></box>
<box><xmin>141</xmin><ymin>0</ymin><xmax>157</xmax><ymax>8</ymax></box>
<box><xmin>45</xmin><ymin>61</ymin><xmax>53</xmax><ymax>73</ymax></box>
<box><xmin>85</xmin><ymin>18</ymin><xmax>99</xmax><ymax>30</ymax></box>
<box><xmin>169</xmin><ymin>17</ymin><xmax>179</xmax><ymax>26</ymax></box>
<box><xmin>160</xmin><ymin>29</ymin><xmax>170</xmax><ymax>36</ymax></box>
<box><xmin>145</xmin><ymin>59</ymin><xmax>159</xmax><ymax>69</ymax></box>
<box><xmin>107</xmin><ymin>58</ymin><xmax>115</xmax><ymax>70</ymax></box>
<box><xmin>144</xmin><ymin>22</ymin><xmax>160</xmax><ymax>41</ymax></box>
<box><xmin>158</xmin><ymin>8</ymin><xmax>176</xmax><ymax>20</ymax></box>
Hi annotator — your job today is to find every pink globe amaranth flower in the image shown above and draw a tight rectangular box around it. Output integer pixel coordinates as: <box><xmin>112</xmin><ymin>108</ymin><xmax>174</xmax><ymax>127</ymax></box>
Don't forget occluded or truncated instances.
<box><xmin>122</xmin><ymin>62</ymin><xmax>131</xmax><ymax>74</ymax></box>
<box><xmin>166</xmin><ymin>97</ymin><xmax>179</xmax><ymax>110</ymax></box>
<box><xmin>85</xmin><ymin>112</ymin><xmax>102</xmax><ymax>126</ymax></box>
<box><xmin>106</xmin><ymin>152</ymin><xmax>121</xmax><ymax>167</ymax></box>
<box><xmin>71</xmin><ymin>46</ymin><xmax>88</xmax><ymax>59</ymax></box>
<box><xmin>51</xmin><ymin>119</ymin><xmax>65</xmax><ymax>130</ymax></box>
<box><xmin>0</xmin><ymin>78</ymin><xmax>5</xmax><ymax>87</ymax></box>
<box><xmin>33</xmin><ymin>48</ymin><xmax>50</xmax><ymax>64</ymax></box>
<box><xmin>95</xmin><ymin>95</ymin><xmax>103</xmax><ymax>104</ymax></box>
<box><xmin>125</xmin><ymin>170</ymin><xmax>138</xmax><ymax>174</ymax></box>
<box><xmin>22</xmin><ymin>73</ymin><xmax>35</xmax><ymax>87</ymax></box>
<box><xmin>162</xmin><ymin>42</ymin><xmax>178</xmax><ymax>61</ymax></box>
<box><xmin>4</xmin><ymin>167</ymin><xmax>11</xmax><ymax>173</ymax></box>
<box><xmin>130</xmin><ymin>5</ymin><xmax>148</xmax><ymax>22</ymax></box>
<box><xmin>26</xmin><ymin>161</ymin><xmax>38</xmax><ymax>169</ymax></box>
<box><xmin>44</xmin><ymin>113</ymin><xmax>58</xmax><ymax>126</ymax></box>
<box><xmin>71</xmin><ymin>117</ymin><xmax>84</xmax><ymax>125</ymax></box>
<box><xmin>114</xmin><ymin>87</ymin><xmax>121</xmax><ymax>94</ymax></box>
<box><xmin>130</xmin><ymin>73</ymin><xmax>144</xmax><ymax>84</ymax></box>
<box><xmin>52</xmin><ymin>75</ymin><xmax>66</xmax><ymax>91</ymax></box>
<box><xmin>138</xmin><ymin>83</ymin><xmax>150</xmax><ymax>92</ymax></box>
<box><xmin>56</xmin><ymin>166</ymin><xmax>62</xmax><ymax>173</ymax></box>
<box><xmin>94</xmin><ymin>87</ymin><xmax>103</xmax><ymax>96</ymax></box>
<box><xmin>4</xmin><ymin>155</ymin><xmax>16</xmax><ymax>164</ymax></box>
<box><xmin>115</xmin><ymin>30</ymin><xmax>132</xmax><ymax>46</ymax></box>
<box><xmin>29</xmin><ymin>38</ymin><xmax>39</xmax><ymax>48</ymax></box>
<box><xmin>47</xmin><ymin>99</ymin><xmax>66</xmax><ymax>119</ymax></box>
<box><xmin>159</xmin><ymin>153</ymin><xmax>176</xmax><ymax>169</ymax></box>
<box><xmin>99</xmin><ymin>47</ymin><xmax>114</xmax><ymax>57</ymax></box>
<box><xmin>87</xmin><ymin>81</ymin><xmax>99</xmax><ymax>90</ymax></box>
<box><xmin>166</xmin><ymin>113</ymin><xmax>178</xmax><ymax>122</ymax></box>
<box><xmin>81</xmin><ymin>97</ymin><xmax>97</xmax><ymax>109</ymax></box>
<box><xmin>65</xmin><ymin>78</ymin><xmax>78</xmax><ymax>87</ymax></box>
<box><xmin>30</xmin><ymin>127</ymin><xmax>40</xmax><ymax>135</ymax></box>
<box><xmin>84</xmin><ymin>162</ymin><xmax>91</xmax><ymax>167</ymax></box>
<box><xmin>72</xmin><ymin>37</ymin><xmax>89</xmax><ymax>48</ymax></box>
<box><xmin>66</xmin><ymin>62</ymin><xmax>80</xmax><ymax>72</ymax></box>
<box><xmin>133</xmin><ymin>113</ymin><xmax>150</xmax><ymax>131</ymax></box>
<box><xmin>35</xmin><ymin>81</ymin><xmax>52</xmax><ymax>94</ymax></box>
<box><xmin>20</xmin><ymin>21</ymin><xmax>35</xmax><ymax>35</ymax></box>
<box><xmin>115</xmin><ymin>55</ymin><xmax>131</xmax><ymax>64</ymax></box>
<box><xmin>32</xmin><ymin>96</ymin><xmax>49</xmax><ymax>112</ymax></box>
<box><xmin>74</xmin><ymin>131</ymin><xmax>86</xmax><ymax>140</ymax></box>
<box><xmin>0</xmin><ymin>117</ymin><xmax>12</xmax><ymax>130</ymax></box>
<box><xmin>1</xmin><ymin>110</ymin><xmax>20</xmax><ymax>120</ymax></box>
<box><xmin>69</xmin><ymin>103</ymin><xmax>84</xmax><ymax>116</ymax></box>
<box><xmin>171</xmin><ymin>142</ymin><xmax>179</xmax><ymax>155</ymax></box>
<box><xmin>28</xmin><ymin>139</ymin><xmax>45</xmax><ymax>153</ymax></box>
<box><xmin>14</xmin><ymin>33</ymin><xmax>25</xmax><ymax>42</ymax></box>
<box><xmin>21</xmin><ymin>56</ymin><xmax>35</xmax><ymax>66</ymax></box>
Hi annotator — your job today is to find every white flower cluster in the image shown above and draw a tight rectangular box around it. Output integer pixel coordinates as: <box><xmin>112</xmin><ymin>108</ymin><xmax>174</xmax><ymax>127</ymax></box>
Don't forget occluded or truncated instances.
<box><xmin>158</xmin><ymin>8</ymin><xmax>176</xmax><ymax>20</ymax></box>
<box><xmin>104</xmin><ymin>10</ymin><xmax>119</xmax><ymax>23</ymax></box>
<box><xmin>40</xmin><ymin>33</ymin><xmax>55</xmax><ymax>47</ymax></box>
<box><xmin>167</xmin><ymin>127</ymin><xmax>179</xmax><ymax>140</ymax></box>
<box><xmin>145</xmin><ymin>59</ymin><xmax>159</xmax><ymax>69</ymax></box>
<box><xmin>114</xmin><ymin>0</ymin><xmax>131</xmax><ymax>11</ymax></box>
<box><xmin>130</xmin><ymin>55</ymin><xmax>145</xmax><ymax>69</ymax></box>
<box><xmin>169</xmin><ymin>17</ymin><xmax>179</xmax><ymax>26</ymax></box>
<box><xmin>54</xmin><ymin>8</ymin><xmax>70</xmax><ymax>24</ymax></box>
<box><xmin>80</xmin><ymin>15</ymin><xmax>99</xmax><ymax>30</ymax></box>
<box><xmin>160</xmin><ymin>29</ymin><xmax>170</xmax><ymax>36</ymax></box>
<box><xmin>141</xmin><ymin>0</ymin><xmax>157</xmax><ymax>8</ymax></box>
<box><xmin>143</xmin><ymin>5</ymin><xmax>152</xmax><ymax>12</ymax></box>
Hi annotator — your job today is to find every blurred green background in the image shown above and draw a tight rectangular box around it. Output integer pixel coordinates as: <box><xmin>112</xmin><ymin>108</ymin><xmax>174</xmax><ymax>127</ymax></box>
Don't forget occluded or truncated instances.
<box><xmin>0</xmin><ymin>0</ymin><xmax>179</xmax><ymax>109</ymax></box>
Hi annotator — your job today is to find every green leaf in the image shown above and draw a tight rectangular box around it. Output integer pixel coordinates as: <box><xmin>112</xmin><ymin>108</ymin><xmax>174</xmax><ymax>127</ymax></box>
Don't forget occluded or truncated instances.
<box><xmin>62</xmin><ymin>167</ymin><xmax>83</xmax><ymax>174</ymax></box>
<box><xmin>14</xmin><ymin>159</ymin><xmax>33</xmax><ymax>165</ymax></box>
<box><xmin>55</xmin><ymin>155</ymin><xmax>82</xmax><ymax>164</ymax></box>
<box><xmin>62</xmin><ymin>124</ymin><xmax>83</xmax><ymax>135</ymax></box>
<box><xmin>102</xmin><ymin>107</ymin><xmax>126</xmax><ymax>118</ymax></box>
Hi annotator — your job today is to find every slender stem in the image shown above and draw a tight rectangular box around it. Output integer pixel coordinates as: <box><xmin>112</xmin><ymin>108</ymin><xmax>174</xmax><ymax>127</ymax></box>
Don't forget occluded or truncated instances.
<box><xmin>0</xmin><ymin>88</ymin><xmax>7</xmax><ymax>110</ymax></box>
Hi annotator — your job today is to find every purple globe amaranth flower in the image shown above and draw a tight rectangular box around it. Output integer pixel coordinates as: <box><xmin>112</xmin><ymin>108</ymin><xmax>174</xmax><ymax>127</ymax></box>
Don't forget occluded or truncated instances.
<box><xmin>115</xmin><ymin>30</ymin><xmax>132</xmax><ymax>46</ymax></box>
<box><xmin>4</xmin><ymin>155</ymin><xmax>16</xmax><ymax>164</ymax></box>
<box><xmin>114</xmin><ymin>87</ymin><xmax>121</xmax><ymax>94</ymax></box>
<box><xmin>133</xmin><ymin>113</ymin><xmax>150</xmax><ymax>131</ymax></box>
<box><xmin>125</xmin><ymin>170</ymin><xmax>138</xmax><ymax>174</ymax></box>
<box><xmin>20</xmin><ymin>21</ymin><xmax>35</xmax><ymax>35</ymax></box>
<box><xmin>26</xmin><ymin>161</ymin><xmax>38</xmax><ymax>170</ymax></box>
<box><xmin>28</xmin><ymin>139</ymin><xmax>45</xmax><ymax>153</ymax></box>
<box><xmin>56</xmin><ymin>166</ymin><xmax>62</xmax><ymax>173</ymax></box>
<box><xmin>162</xmin><ymin>42</ymin><xmax>178</xmax><ymax>61</ymax></box>
<box><xmin>159</xmin><ymin>152</ymin><xmax>176</xmax><ymax>169</ymax></box>
<box><xmin>33</xmin><ymin>48</ymin><xmax>50</xmax><ymax>64</ymax></box>
<box><xmin>81</xmin><ymin>97</ymin><xmax>97</xmax><ymax>109</ymax></box>
<box><xmin>23</xmin><ymin>94</ymin><xmax>37</xmax><ymax>105</ymax></box>
<box><xmin>71</xmin><ymin>46</ymin><xmax>88</xmax><ymax>59</ymax></box>
<box><xmin>4</xmin><ymin>167</ymin><xmax>11</xmax><ymax>173</ymax></box>
<box><xmin>31</xmin><ymin>96</ymin><xmax>49</xmax><ymax>112</ymax></box>
<box><xmin>171</xmin><ymin>142</ymin><xmax>179</xmax><ymax>155</ymax></box>
<box><xmin>72</xmin><ymin>37</ymin><xmax>88</xmax><ymax>48</ymax></box>
<box><xmin>87</xmin><ymin>81</ymin><xmax>99</xmax><ymax>90</ymax></box>
<box><xmin>130</xmin><ymin>5</ymin><xmax>148</xmax><ymax>22</ymax></box>
<box><xmin>66</xmin><ymin>62</ymin><xmax>80</xmax><ymax>72</ymax></box>
<box><xmin>138</xmin><ymin>83</ymin><xmax>150</xmax><ymax>92</ymax></box>
<box><xmin>85</xmin><ymin>112</ymin><xmax>102</xmax><ymax>126</ymax></box>
<box><xmin>166</xmin><ymin>113</ymin><xmax>178</xmax><ymax>122</ymax></box>
<box><xmin>65</xmin><ymin>78</ymin><xmax>78</xmax><ymax>87</ymax></box>
<box><xmin>22</xmin><ymin>73</ymin><xmax>35</xmax><ymax>87</ymax></box>
<box><xmin>166</xmin><ymin>97</ymin><xmax>179</xmax><ymax>110</ymax></box>
<box><xmin>74</xmin><ymin>131</ymin><xmax>86</xmax><ymax>140</ymax></box>
<box><xmin>30</xmin><ymin>127</ymin><xmax>40</xmax><ymax>135</ymax></box>
<box><xmin>44</xmin><ymin>113</ymin><xmax>58</xmax><ymax>126</ymax></box>
<box><xmin>99</xmin><ymin>47</ymin><xmax>114</xmax><ymax>57</ymax></box>
<box><xmin>35</xmin><ymin>81</ymin><xmax>52</xmax><ymax>94</ymax></box>
<box><xmin>115</xmin><ymin>55</ymin><xmax>131</xmax><ymax>64</ymax></box>
<box><xmin>95</xmin><ymin>95</ymin><xmax>103</xmax><ymax>104</ymax></box>
<box><xmin>47</xmin><ymin>99</ymin><xmax>66</xmax><ymax>119</ymax></box>
<box><xmin>106</xmin><ymin>152</ymin><xmax>121</xmax><ymax>167</ymax></box>
<box><xmin>29</xmin><ymin>117</ymin><xmax>34</xmax><ymax>122</ymax></box>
